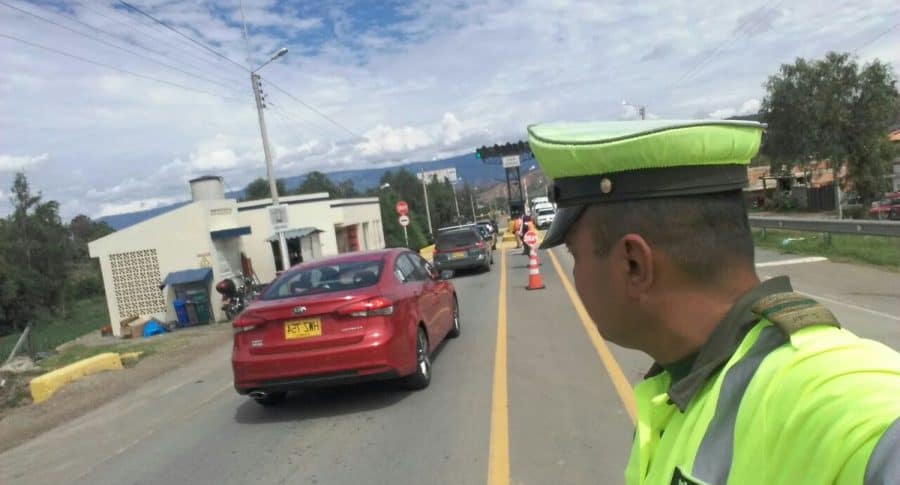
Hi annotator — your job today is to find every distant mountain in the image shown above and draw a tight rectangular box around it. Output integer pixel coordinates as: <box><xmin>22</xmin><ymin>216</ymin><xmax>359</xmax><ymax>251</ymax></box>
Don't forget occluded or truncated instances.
<box><xmin>99</xmin><ymin>153</ymin><xmax>516</xmax><ymax>230</ymax></box>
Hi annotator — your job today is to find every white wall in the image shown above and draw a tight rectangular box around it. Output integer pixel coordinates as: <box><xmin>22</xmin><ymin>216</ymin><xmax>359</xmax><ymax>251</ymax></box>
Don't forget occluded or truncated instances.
<box><xmin>89</xmin><ymin>199</ymin><xmax>248</xmax><ymax>334</ymax></box>
<box><xmin>90</xmin><ymin>203</ymin><xmax>212</xmax><ymax>335</ymax></box>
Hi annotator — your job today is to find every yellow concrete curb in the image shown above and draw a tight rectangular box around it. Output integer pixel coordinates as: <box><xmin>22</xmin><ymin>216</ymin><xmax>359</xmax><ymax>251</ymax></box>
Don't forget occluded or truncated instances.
<box><xmin>30</xmin><ymin>352</ymin><xmax>124</xmax><ymax>404</ymax></box>
<box><xmin>119</xmin><ymin>351</ymin><xmax>144</xmax><ymax>366</ymax></box>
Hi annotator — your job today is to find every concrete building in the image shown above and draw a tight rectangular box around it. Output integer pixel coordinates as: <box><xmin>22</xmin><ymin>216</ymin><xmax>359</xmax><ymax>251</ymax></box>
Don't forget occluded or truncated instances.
<box><xmin>89</xmin><ymin>176</ymin><xmax>384</xmax><ymax>336</ymax></box>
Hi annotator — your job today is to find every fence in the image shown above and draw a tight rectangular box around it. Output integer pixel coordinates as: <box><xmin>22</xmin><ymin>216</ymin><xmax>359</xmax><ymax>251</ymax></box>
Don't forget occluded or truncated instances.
<box><xmin>748</xmin><ymin>216</ymin><xmax>900</xmax><ymax>244</ymax></box>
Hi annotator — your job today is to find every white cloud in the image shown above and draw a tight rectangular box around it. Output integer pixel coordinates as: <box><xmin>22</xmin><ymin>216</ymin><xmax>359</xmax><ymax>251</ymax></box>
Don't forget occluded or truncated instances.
<box><xmin>441</xmin><ymin>113</ymin><xmax>463</xmax><ymax>145</ymax></box>
<box><xmin>707</xmin><ymin>98</ymin><xmax>761</xmax><ymax>119</ymax></box>
<box><xmin>0</xmin><ymin>153</ymin><xmax>49</xmax><ymax>171</ymax></box>
<box><xmin>97</xmin><ymin>197</ymin><xmax>181</xmax><ymax>218</ymax></box>
<box><xmin>356</xmin><ymin>124</ymin><xmax>434</xmax><ymax>157</ymax></box>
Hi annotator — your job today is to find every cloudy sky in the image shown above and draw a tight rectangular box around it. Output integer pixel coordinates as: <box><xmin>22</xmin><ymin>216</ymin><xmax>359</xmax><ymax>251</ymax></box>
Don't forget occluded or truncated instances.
<box><xmin>1</xmin><ymin>0</ymin><xmax>898</xmax><ymax>219</ymax></box>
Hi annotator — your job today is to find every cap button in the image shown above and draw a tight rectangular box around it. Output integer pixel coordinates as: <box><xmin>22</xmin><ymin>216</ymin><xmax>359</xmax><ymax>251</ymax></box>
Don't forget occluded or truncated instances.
<box><xmin>600</xmin><ymin>177</ymin><xmax>613</xmax><ymax>194</ymax></box>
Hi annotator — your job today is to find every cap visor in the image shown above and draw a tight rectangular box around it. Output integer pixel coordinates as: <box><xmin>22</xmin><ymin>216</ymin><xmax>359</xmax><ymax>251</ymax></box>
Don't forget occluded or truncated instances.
<box><xmin>539</xmin><ymin>206</ymin><xmax>585</xmax><ymax>249</ymax></box>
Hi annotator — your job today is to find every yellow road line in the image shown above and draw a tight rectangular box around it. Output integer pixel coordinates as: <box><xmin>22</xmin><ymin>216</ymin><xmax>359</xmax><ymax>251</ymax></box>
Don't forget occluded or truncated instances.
<box><xmin>487</xmin><ymin>249</ymin><xmax>509</xmax><ymax>485</ymax></box>
<box><xmin>546</xmin><ymin>249</ymin><xmax>637</xmax><ymax>424</ymax></box>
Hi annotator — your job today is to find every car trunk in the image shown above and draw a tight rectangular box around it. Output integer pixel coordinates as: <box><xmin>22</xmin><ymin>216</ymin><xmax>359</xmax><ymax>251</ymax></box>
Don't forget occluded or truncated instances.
<box><xmin>244</xmin><ymin>290</ymin><xmax>373</xmax><ymax>355</ymax></box>
<box><xmin>434</xmin><ymin>231</ymin><xmax>482</xmax><ymax>263</ymax></box>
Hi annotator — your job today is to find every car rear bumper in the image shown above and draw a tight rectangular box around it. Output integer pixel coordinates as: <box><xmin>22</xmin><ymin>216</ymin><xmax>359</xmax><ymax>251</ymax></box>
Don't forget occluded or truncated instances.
<box><xmin>232</xmin><ymin>332</ymin><xmax>410</xmax><ymax>393</ymax></box>
<box><xmin>434</xmin><ymin>256</ymin><xmax>487</xmax><ymax>271</ymax></box>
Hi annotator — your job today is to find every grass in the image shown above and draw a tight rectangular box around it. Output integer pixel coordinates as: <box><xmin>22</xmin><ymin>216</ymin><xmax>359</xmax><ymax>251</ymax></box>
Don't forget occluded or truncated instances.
<box><xmin>0</xmin><ymin>296</ymin><xmax>108</xmax><ymax>361</ymax></box>
<box><xmin>753</xmin><ymin>229</ymin><xmax>900</xmax><ymax>270</ymax></box>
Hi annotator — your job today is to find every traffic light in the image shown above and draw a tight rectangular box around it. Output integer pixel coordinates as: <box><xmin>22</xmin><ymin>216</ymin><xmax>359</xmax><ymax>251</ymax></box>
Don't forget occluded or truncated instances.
<box><xmin>474</xmin><ymin>141</ymin><xmax>530</xmax><ymax>161</ymax></box>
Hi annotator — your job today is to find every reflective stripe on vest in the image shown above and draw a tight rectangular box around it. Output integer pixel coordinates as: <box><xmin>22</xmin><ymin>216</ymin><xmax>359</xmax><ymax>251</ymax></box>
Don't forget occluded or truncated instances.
<box><xmin>691</xmin><ymin>325</ymin><xmax>787</xmax><ymax>483</ymax></box>
<box><xmin>865</xmin><ymin>417</ymin><xmax>900</xmax><ymax>485</ymax></box>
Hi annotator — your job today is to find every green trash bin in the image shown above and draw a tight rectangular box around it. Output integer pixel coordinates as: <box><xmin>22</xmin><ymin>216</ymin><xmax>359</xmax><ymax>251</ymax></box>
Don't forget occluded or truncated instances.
<box><xmin>186</xmin><ymin>290</ymin><xmax>211</xmax><ymax>324</ymax></box>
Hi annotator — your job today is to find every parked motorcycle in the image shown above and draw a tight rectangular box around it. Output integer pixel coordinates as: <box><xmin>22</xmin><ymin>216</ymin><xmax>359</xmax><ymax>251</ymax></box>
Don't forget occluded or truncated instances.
<box><xmin>215</xmin><ymin>277</ymin><xmax>262</xmax><ymax>320</ymax></box>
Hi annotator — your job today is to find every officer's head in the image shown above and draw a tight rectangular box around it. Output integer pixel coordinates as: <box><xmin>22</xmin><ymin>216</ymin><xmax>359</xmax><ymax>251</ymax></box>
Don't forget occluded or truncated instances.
<box><xmin>529</xmin><ymin>120</ymin><xmax>765</xmax><ymax>351</ymax></box>
<box><xmin>562</xmin><ymin>191</ymin><xmax>756</xmax><ymax>349</ymax></box>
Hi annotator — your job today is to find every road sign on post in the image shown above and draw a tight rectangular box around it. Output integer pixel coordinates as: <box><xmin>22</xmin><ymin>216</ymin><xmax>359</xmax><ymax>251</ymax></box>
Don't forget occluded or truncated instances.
<box><xmin>502</xmin><ymin>155</ymin><xmax>521</xmax><ymax>168</ymax></box>
<box><xmin>396</xmin><ymin>200</ymin><xmax>408</xmax><ymax>216</ymax></box>
<box><xmin>398</xmin><ymin>215</ymin><xmax>410</xmax><ymax>247</ymax></box>
<box><xmin>523</xmin><ymin>230</ymin><xmax>538</xmax><ymax>248</ymax></box>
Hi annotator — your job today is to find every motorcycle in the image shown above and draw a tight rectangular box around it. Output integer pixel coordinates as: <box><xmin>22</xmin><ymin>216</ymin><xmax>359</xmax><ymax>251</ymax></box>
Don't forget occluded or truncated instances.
<box><xmin>215</xmin><ymin>277</ymin><xmax>262</xmax><ymax>320</ymax></box>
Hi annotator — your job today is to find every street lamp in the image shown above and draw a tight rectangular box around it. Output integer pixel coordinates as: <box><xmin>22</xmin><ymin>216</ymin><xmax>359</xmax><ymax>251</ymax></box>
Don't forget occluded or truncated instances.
<box><xmin>251</xmin><ymin>47</ymin><xmax>290</xmax><ymax>273</ymax></box>
<box><xmin>622</xmin><ymin>99</ymin><xmax>646</xmax><ymax>120</ymax></box>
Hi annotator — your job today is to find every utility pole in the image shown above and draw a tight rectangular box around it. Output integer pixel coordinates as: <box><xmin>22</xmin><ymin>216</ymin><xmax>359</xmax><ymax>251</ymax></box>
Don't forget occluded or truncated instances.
<box><xmin>420</xmin><ymin>169</ymin><xmax>434</xmax><ymax>235</ymax></box>
<box><xmin>834</xmin><ymin>164</ymin><xmax>843</xmax><ymax>219</ymax></box>
<box><xmin>469</xmin><ymin>189</ymin><xmax>477</xmax><ymax>222</ymax></box>
<box><xmin>251</xmin><ymin>71</ymin><xmax>289</xmax><ymax>271</ymax></box>
<box><xmin>451</xmin><ymin>181</ymin><xmax>461</xmax><ymax>222</ymax></box>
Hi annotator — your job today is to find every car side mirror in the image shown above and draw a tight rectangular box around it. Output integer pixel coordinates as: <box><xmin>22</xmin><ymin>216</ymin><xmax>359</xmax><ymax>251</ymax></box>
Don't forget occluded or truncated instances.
<box><xmin>424</xmin><ymin>261</ymin><xmax>437</xmax><ymax>279</ymax></box>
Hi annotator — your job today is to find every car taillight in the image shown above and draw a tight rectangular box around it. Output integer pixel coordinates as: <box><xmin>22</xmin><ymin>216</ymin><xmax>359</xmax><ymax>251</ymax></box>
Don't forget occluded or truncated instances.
<box><xmin>475</xmin><ymin>240</ymin><xmax>485</xmax><ymax>248</ymax></box>
<box><xmin>337</xmin><ymin>297</ymin><xmax>394</xmax><ymax>318</ymax></box>
<box><xmin>233</xmin><ymin>312</ymin><xmax>264</xmax><ymax>333</ymax></box>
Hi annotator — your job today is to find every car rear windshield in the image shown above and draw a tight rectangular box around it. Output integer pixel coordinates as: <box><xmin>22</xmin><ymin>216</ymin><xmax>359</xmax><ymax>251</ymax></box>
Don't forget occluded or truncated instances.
<box><xmin>537</xmin><ymin>208</ymin><xmax>555</xmax><ymax>215</ymax></box>
<box><xmin>436</xmin><ymin>229</ymin><xmax>479</xmax><ymax>249</ymax></box>
<box><xmin>261</xmin><ymin>259</ymin><xmax>384</xmax><ymax>300</ymax></box>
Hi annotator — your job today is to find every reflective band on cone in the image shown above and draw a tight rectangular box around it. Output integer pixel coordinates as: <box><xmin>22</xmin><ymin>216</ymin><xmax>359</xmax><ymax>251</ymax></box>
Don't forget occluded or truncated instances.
<box><xmin>527</xmin><ymin>248</ymin><xmax>545</xmax><ymax>290</ymax></box>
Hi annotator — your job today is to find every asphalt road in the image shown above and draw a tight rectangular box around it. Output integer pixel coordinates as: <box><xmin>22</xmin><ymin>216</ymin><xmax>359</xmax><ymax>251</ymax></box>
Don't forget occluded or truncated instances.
<box><xmin>0</xmin><ymin>244</ymin><xmax>897</xmax><ymax>485</ymax></box>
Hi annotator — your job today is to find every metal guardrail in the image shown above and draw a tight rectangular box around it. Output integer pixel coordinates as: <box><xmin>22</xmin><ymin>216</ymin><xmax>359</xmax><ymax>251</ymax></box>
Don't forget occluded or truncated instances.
<box><xmin>748</xmin><ymin>216</ymin><xmax>900</xmax><ymax>238</ymax></box>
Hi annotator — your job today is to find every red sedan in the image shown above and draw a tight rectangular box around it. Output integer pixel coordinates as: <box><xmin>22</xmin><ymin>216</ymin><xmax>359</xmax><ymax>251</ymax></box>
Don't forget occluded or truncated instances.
<box><xmin>232</xmin><ymin>248</ymin><xmax>459</xmax><ymax>406</ymax></box>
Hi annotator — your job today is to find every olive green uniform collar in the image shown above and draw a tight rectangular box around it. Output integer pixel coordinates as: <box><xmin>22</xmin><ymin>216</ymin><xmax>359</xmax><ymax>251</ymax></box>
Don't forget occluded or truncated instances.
<box><xmin>645</xmin><ymin>276</ymin><xmax>794</xmax><ymax>412</ymax></box>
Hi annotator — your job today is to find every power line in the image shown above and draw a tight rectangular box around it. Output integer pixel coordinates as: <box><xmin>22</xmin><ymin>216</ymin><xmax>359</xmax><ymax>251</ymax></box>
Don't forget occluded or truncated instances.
<box><xmin>263</xmin><ymin>78</ymin><xmax>365</xmax><ymax>140</ymax></box>
<box><xmin>0</xmin><ymin>0</ymin><xmax>242</xmax><ymax>94</ymax></box>
<box><xmin>266</xmin><ymin>100</ymin><xmax>335</xmax><ymax>139</ymax></box>
<box><xmin>75</xmin><ymin>1</ymin><xmax>249</xmax><ymax>86</ymax></box>
<box><xmin>117</xmin><ymin>0</ymin><xmax>365</xmax><ymax>141</ymax></box>
<box><xmin>0</xmin><ymin>33</ymin><xmax>246</xmax><ymax>101</ymax></box>
<box><xmin>117</xmin><ymin>0</ymin><xmax>250</xmax><ymax>73</ymax></box>
<box><xmin>851</xmin><ymin>20</ymin><xmax>900</xmax><ymax>54</ymax></box>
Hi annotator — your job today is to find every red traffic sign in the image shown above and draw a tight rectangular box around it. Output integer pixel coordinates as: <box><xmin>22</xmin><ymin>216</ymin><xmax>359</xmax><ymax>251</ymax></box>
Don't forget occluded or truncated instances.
<box><xmin>395</xmin><ymin>200</ymin><xmax>409</xmax><ymax>216</ymax></box>
<box><xmin>523</xmin><ymin>230</ymin><xmax>538</xmax><ymax>248</ymax></box>
<box><xmin>398</xmin><ymin>215</ymin><xmax>410</xmax><ymax>227</ymax></box>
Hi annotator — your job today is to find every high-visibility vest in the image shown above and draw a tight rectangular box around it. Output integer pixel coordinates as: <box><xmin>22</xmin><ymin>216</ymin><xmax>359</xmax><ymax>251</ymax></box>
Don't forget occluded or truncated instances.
<box><xmin>625</xmin><ymin>296</ymin><xmax>900</xmax><ymax>485</ymax></box>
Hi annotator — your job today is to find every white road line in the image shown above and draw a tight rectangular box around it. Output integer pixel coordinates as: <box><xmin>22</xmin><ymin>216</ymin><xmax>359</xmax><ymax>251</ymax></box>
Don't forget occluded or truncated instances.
<box><xmin>755</xmin><ymin>256</ymin><xmax>829</xmax><ymax>268</ymax></box>
<box><xmin>796</xmin><ymin>290</ymin><xmax>900</xmax><ymax>322</ymax></box>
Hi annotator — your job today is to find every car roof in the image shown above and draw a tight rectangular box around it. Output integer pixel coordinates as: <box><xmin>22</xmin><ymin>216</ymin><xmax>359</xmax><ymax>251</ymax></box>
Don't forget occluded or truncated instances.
<box><xmin>286</xmin><ymin>248</ymin><xmax>407</xmax><ymax>270</ymax></box>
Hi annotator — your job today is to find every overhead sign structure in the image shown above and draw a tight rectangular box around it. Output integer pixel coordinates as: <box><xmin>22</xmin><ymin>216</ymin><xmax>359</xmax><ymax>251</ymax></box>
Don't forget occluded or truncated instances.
<box><xmin>268</xmin><ymin>204</ymin><xmax>289</xmax><ymax>232</ymax></box>
<box><xmin>417</xmin><ymin>167</ymin><xmax>458</xmax><ymax>183</ymax></box>
<box><xmin>396</xmin><ymin>200</ymin><xmax>408</xmax><ymax>216</ymax></box>
<box><xmin>502</xmin><ymin>155</ymin><xmax>521</xmax><ymax>168</ymax></box>
<box><xmin>523</xmin><ymin>230</ymin><xmax>538</xmax><ymax>248</ymax></box>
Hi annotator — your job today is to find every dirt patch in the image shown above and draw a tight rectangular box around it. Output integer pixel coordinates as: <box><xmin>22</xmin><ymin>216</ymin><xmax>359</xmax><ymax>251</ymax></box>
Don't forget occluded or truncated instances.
<box><xmin>0</xmin><ymin>324</ymin><xmax>232</xmax><ymax>454</ymax></box>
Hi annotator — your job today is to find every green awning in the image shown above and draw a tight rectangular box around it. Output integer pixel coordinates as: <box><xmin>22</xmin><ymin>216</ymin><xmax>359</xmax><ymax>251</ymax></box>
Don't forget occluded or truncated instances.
<box><xmin>266</xmin><ymin>227</ymin><xmax>322</xmax><ymax>242</ymax></box>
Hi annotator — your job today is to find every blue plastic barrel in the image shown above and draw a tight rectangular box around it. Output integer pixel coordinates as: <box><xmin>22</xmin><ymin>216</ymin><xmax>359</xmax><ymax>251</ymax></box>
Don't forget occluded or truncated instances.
<box><xmin>173</xmin><ymin>299</ymin><xmax>190</xmax><ymax>326</ymax></box>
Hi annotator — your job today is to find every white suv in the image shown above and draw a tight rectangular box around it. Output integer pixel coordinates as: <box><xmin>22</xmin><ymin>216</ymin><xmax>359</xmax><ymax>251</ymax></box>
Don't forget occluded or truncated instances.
<box><xmin>533</xmin><ymin>203</ymin><xmax>556</xmax><ymax>229</ymax></box>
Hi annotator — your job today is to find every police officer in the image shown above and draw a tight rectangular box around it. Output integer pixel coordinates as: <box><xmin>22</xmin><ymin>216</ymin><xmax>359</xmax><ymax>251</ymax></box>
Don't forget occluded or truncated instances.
<box><xmin>528</xmin><ymin>120</ymin><xmax>900</xmax><ymax>484</ymax></box>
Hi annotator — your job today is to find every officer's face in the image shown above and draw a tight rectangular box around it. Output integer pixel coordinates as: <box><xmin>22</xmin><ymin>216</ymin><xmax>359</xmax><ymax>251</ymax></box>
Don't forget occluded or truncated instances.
<box><xmin>565</xmin><ymin>213</ymin><xmax>633</xmax><ymax>345</ymax></box>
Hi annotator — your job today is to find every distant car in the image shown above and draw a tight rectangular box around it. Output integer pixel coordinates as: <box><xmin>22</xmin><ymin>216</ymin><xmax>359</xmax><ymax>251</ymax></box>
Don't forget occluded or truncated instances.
<box><xmin>534</xmin><ymin>206</ymin><xmax>556</xmax><ymax>229</ymax></box>
<box><xmin>433</xmin><ymin>226</ymin><xmax>493</xmax><ymax>274</ymax></box>
<box><xmin>530</xmin><ymin>196</ymin><xmax>550</xmax><ymax>211</ymax></box>
<box><xmin>232</xmin><ymin>249</ymin><xmax>460</xmax><ymax>406</ymax></box>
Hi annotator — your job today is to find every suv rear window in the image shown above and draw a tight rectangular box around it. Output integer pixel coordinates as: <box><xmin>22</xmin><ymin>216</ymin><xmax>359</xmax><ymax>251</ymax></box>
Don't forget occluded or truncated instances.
<box><xmin>537</xmin><ymin>208</ymin><xmax>555</xmax><ymax>215</ymax></box>
<box><xmin>261</xmin><ymin>259</ymin><xmax>384</xmax><ymax>300</ymax></box>
<box><xmin>436</xmin><ymin>229</ymin><xmax>479</xmax><ymax>249</ymax></box>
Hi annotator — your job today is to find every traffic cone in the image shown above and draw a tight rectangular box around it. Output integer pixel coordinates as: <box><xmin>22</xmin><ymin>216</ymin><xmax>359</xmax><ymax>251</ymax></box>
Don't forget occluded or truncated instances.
<box><xmin>526</xmin><ymin>247</ymin><xmax>545</xmax><ymax>290</ymax></box>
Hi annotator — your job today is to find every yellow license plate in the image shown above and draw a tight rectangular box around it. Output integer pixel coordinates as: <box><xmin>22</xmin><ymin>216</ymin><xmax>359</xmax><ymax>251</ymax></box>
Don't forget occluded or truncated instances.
<box><xmin>452</xmin><ymin>251</ymin><xmax>466</xmax><ymax>259</ymax></box>
<box><xmin>284</xmin><ymin>318</ymin><xmax>322</xmax><ymax>340</ymax></box>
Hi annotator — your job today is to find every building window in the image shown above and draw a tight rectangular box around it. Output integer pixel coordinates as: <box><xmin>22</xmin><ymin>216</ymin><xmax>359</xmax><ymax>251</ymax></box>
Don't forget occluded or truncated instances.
<box><xmin>109</xmin><ymin>249</ymin><xmax>166</xmax><ymax>319</ymax></box>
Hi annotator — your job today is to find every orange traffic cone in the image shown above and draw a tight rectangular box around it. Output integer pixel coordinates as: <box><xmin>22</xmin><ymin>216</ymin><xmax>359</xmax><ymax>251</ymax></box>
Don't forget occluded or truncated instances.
<box><xmin>527</xmin><ymin>247</ymin><xmax>545</xmax><ymax>290</ymax></box>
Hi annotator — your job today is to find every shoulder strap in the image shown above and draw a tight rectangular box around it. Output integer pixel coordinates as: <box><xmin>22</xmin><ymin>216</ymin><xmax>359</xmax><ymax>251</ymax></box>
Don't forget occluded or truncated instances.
<box><xmin>751</xmin><ymin>291</ymin><xmax>841</xmax><ymax>335</ymax></box>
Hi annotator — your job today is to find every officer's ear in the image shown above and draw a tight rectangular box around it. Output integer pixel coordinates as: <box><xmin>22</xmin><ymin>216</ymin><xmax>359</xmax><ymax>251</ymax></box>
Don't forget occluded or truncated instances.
<box><xmin>617</xmin><ymin>234</ymin><xmax>654</xmax><ymax>299</ymax></box>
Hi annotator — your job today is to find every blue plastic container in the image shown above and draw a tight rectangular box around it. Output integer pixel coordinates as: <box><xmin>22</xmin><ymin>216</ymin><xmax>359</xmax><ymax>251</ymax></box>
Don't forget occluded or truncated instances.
<box><xmin>173</xmin><ymin>299</ymin><xmax>190</xmax><ymax>326</ymax></box>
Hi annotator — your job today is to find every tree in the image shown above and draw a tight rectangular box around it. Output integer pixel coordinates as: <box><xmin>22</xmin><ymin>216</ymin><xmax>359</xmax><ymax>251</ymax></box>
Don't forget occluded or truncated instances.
<box><xmin>69</xmin><ymin>214</ymin><xmax>113</xmax><ymax>259</ymax></box>
<box><xmin>761</xmin><ymin>52</ymin><xmax>900</xmax><ymax>203</ymax></box>
<box><xmin>0</xmin><ymin>173</ymin><xmax>73</xmax><ymax>332</ymax></box>
<box><xmin>335</xmin><ymin>179</ymin><xmax>358</xmax><ymax>198</ymax></box>
<box><xmin>294</xmin><ymin>171</ymin><xmax>336</xmax><ymax>196</ymax></box>
<box><xmin>241</xmin><ymin>177</ymin><xmax>286</xmax><ymax>201</ymax></box>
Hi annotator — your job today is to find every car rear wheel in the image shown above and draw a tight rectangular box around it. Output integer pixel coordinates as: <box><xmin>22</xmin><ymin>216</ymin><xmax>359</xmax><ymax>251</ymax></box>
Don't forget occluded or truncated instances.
<box><xmin>403</xmin><ymin>327</ymin><xmax>431</xmax><ymax>390</ymax></box>
<box><xmin>447</xmin><ymin>298</ymin><xmax>460</xmax><ymax>338</ymax></box>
